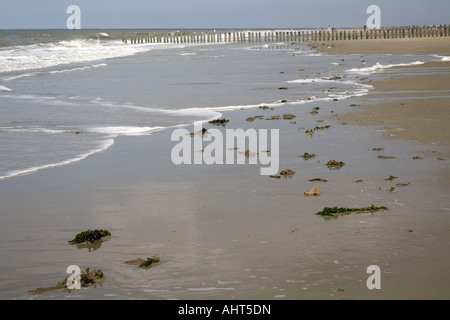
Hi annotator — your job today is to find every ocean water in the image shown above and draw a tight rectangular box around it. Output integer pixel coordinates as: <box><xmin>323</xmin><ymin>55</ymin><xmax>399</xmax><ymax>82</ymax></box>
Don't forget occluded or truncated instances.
<box><xmin>0</xmin><ymin>29</ymin><xmax>438</xmax><ymax>180</ymax></box>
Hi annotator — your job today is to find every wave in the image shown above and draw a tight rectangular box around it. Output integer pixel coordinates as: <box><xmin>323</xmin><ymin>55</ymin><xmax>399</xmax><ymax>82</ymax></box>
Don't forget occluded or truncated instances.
<box><xmin>0</xmin><ymin>37</ymin><xmax>184</xmax><ymax>73</ymax></box>
<box><xmin>2</xmin><ymin>63</ymin><xmax>107</xmax><ymax>81</ymax></box>
<box><xmin>346</xmin><ymin>61</ymin><xmax>424</xmax><ymax>75</ymax></box>
<box><xmin>89</xmin><ymin>97</ymin><xmax>223</xmax><ymax>121</ymax></box>
<box><xmin>0</xmin><ymin>138</ymin><xmax>115</xmax><ymax>180</ymax></box>
<box><xmin>433</xmin><ymin>54</ymin><xmax>450</xmax><ymax>62</ymax></box>
<box><xmin>0</xmin><ymin>127</ymin><xmax>66</xmax><ymax>134</ymax></box>
<box><xmin>83</xmin><ymin>126</ymin><xmax>166</xmax><ymax>136</ymax></box>
<box><xmin>0</xmin><ymin>85</ymin><xmax>12</xmax><ymax>92</ymax></box>
<box><xmin>287</xmin><ymin>78</ymin><xmax>373</xmax><ymax>98</ymax></box>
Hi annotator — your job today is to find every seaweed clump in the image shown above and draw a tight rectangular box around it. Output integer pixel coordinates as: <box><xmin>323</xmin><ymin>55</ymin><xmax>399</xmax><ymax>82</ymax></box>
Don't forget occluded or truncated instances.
<box><xmin>28</xmin><ymin>268</ymin><xmax>104</xmax><ymax>295</ymax></box>
<box><xmin>68</xmin><ymin>229</ymin><xmax>111</xmax><ymax>245</ymax></box>
<box><xmin>246</xmin><ymin>115</ymin><xmax>264</xmax><ymax>122</ymax></box>
<box><xmin>283</xmin><ymin>114</ymin><xmax>296</xmax><ymax>120</ymax></box>
<box><xmin>139</xmin><ymin>256</ymin><xmax>160</xmax><ymax>268</ymax></box>
<box><xmin>124</xmin><ymin>256</ymin><xmax>160</xmax><ymax>269</ymax></box>
<box><xmin>326</xmin><ymin>160</ymin><xmax>345</xmax><ymax>169</ymax></box>
<box><xmin>280</xmin><ymin>169</ymin><xmax>296</xmax><ymax>176</ymax></box>
<box><xmin>208</xmin><ymin>118</ymin><xmax>229</xmax><ymax>126</ymax></box>
<box><xmin>300</xmin><ymin>152</ymin><xmax>316</xmax><ymax>160</ymax></box>
<box><xmin>316</xmin><ymin>204</ymin><xmax>388</xmax><ymax>220</ymax></box>
<box><xmin>314</xmin><ymin>125</ymin><xmax>331</xmax><ymax>131</ymax></box>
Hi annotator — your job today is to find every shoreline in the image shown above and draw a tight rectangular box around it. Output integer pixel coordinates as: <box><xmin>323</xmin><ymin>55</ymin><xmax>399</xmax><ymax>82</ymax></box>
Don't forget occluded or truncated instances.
<box><xmin>315</xmin><ymin>37</ymin><xmax>450</xmax><ymax>160</ymax></box>
<box><xmin>0</xmin><ymin>37</ymin><xmax>449</xmax><ymax>300</ymax></box>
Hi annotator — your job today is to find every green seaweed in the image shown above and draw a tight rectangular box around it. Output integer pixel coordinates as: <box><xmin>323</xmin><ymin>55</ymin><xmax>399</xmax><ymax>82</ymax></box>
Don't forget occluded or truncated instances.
<box><xmin>282</xmin><ymin>113</ymin><xmax>296</xmax><ymax>120</ymax></box>
<box><xmin>316</xmin><ymin>204</ymin><xmax>388</xmax><ymax>220</ymax></box>
<box><xmin>300</xmin><ymin>152</ymin><xmax>316</xmax><ymax>160</ymax></box>
<box><xmin>308</xmin><ymin>178</ymin><xmax>327</xmax><ymax>182</ymax></box>
<box><xmin>245</xmin><ymin>115</ymin><xmax>264</xmax><ymax>122</ymax></box>
<box><xmin>326</xmin><ymin>160</ymin><xmax>345</xmax><ymax>169</ymax></box>
<box><xmin>68</xmin><ymin>229</ymin><xmax>111</xmax><ymax>245</ymax></box>
<box><xmin>208</xmin><ymin>118</ymin><xmax>229</xmax><ymax>125</ymax></box>
<box><xmin>314</xmin><ymin>125</ymin><xmax>331</xmax><ymax>131</ymax></box>
<box><xmin>139</xmin><ymin>256</ymin><xmax>160</xmax><ymax>268</ymax></box>
<box><xmin>281</xmin><ymin>99</ymin><xmax>288</xmax><ymax>103</ymax></box>
<box><xmin>269</xmin><ymin>175</ymin><xmax>281</xmax><ymax>179</ymax></box>
<box><xmin>384</xmin><ymin>175</ymin><xmax>398</xmax><ymax>181</ymax></box>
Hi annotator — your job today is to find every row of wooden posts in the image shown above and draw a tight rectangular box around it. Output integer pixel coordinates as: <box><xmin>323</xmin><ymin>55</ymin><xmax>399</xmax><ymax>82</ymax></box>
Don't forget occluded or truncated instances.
<box><xmin>123</xmin><ymin>25</ymin><xmax>450</xmax><ymax>44</ymax></box>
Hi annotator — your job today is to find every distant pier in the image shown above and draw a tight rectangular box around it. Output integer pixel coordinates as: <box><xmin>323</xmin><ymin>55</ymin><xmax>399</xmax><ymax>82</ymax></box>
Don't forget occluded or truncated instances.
<box><xmin>122</xmin><ymin>25</ymin><xmax>450</xmax><ymax>44</ymax></box>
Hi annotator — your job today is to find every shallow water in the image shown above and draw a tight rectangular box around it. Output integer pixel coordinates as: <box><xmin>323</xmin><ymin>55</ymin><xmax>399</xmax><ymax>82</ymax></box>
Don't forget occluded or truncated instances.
<box><xmin>0</xmin><ymin>29</ymin><xmax>436</xmax><ymax>180</ymax></box>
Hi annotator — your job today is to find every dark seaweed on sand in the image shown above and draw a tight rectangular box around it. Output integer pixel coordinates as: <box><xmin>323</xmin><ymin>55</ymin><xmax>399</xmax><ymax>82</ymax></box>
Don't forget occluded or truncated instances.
<box><xmin>139</xmin><ymin>256</ymin><xmax>160</xmax><ymax>268</ymax></box>
<box><xmin>68</xmin><ymin>229</ymin><xmax>111</xmax><ymax>244</ymax></box>
<box><xmin>316</xmin><ymin>205</ymin><xmax>388</xmax><ymax>220</ymax></box>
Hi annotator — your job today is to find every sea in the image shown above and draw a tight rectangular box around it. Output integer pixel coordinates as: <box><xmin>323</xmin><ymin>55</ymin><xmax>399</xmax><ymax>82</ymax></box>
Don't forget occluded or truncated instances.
<box><xmin>0</xmin><ymin>29</ymin><xmax>440</xmax><ymax>180</ymax></box>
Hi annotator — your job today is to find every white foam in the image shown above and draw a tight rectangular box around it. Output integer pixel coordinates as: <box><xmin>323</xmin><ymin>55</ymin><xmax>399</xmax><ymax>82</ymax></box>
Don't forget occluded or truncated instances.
<box><xmin>85</xmin><ymin>126</ymin><xmax>165</xmax><ymax>136</ymax></box>
<box><xmin>346</xmin><ymin>61</ymin><xmax>424</xmax><ymax>75</ymax></box>
<box><xmin>0</xmin><ymin>138</ymin><xmax>115</xmax><ymax>180</ymax></box>
<box><xmin>287</xmin><ymin>78</ymin><xmax>372</xmax><ymax>87</ymax></box>
<box><xmin>3</xmin><ymin>63</ymin><xmax>107</xmax><ymax>81</ymax></box>
<box><xmin>0</xmin><ymin>85</ymin><xmax>12</xmax><ymax>92</ymax></box>
<box><xmin>89</xmin><ymin>97</ymin><xmax>223</xmax><ymax>120</ymax></box>
<box><xmin>434</xmin><ymin>55</ymin><xmax>450</xmax><ymax>61</ymax></box>
<box><xmin>287</xmin><ymin>78</ymin><xmax>341</xmax><ymax>84</ymax></box>
<box><xmin>1</xmin><ymin>127</ymin><xmax>66</xmax><ymax>134</ymax></box>
<box><xmin>0</xmin><ymin>38</ymin><xmax>184</xmax><ymax>73</ymax></box>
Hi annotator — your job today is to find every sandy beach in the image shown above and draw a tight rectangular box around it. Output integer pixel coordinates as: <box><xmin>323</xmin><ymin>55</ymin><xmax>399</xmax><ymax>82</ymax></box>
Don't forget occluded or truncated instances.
<box><xmin>0</xmin><ymin>35</ymin><xmax>449</xmax><ymax>300</ymax></box>
<box><xmin>317</xmin><ymin>37</ymin><xmax>450</xmax><ymax>167</ymax></box>
<box><xmin>316</xmin><ymin>37</ymin><xmax>450</xmax><ymax>55</ymax></box>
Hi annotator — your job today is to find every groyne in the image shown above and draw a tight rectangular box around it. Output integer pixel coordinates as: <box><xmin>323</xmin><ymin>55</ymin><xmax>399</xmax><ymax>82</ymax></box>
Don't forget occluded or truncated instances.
<box><xmin>122</xmin><ymin>25</ymin><xmax>450</xmax><ymax>44</ymax></box>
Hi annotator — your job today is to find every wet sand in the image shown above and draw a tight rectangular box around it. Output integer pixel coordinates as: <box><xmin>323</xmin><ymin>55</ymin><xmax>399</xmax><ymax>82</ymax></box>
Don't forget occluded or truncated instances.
<box><xmin>337</xmin><ymin>66</ymin><xmax>450</xmax><ymax>157</ymax></box>
<box><xmin>1</xmin><ymin>38</ymin><xmax>450</xmax><ymax>300</ymax></box>
<box><xmin>316</xmin><ymin>37</ymin><xmax>450</xmax><ymax>55</ymax></box>
<box><xmin>317</xmin><ymin>38</ymin><xmax>450</xmax><ymax>167</ymax></box>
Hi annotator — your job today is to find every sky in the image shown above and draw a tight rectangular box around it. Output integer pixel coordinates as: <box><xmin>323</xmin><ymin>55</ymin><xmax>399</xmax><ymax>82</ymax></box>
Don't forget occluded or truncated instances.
<box><xmin>0</xmin><ymin>0</ymin><xmax>449</xmax><ymax>29</ymax></box>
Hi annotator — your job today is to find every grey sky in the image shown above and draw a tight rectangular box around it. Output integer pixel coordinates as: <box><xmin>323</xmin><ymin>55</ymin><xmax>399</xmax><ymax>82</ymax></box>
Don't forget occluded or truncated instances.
<box><xmin>1</xmin><ymin>0</ymin><xmax>449</xmax><ymax>29</ymax></box>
